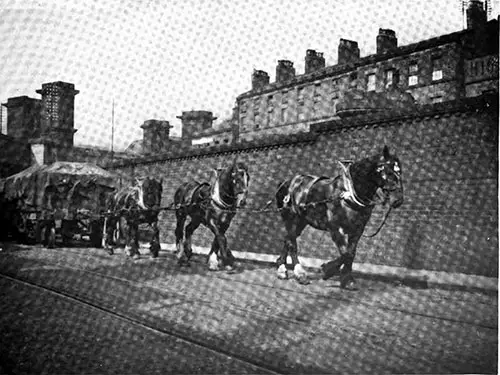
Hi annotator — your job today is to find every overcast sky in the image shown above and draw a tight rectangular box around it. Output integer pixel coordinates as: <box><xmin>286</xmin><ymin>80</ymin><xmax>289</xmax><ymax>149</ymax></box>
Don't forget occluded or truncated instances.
<box><xmin>0</xmin><ymin>0</ymin><xmax>498</xmax><ymax>151</ymax></box>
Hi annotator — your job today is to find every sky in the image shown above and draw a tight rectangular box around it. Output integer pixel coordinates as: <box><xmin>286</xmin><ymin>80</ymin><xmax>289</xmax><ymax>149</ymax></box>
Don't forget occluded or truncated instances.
<box><xmin>0</xmin><ymin>0</ymin><xmax>498</xmax><ymax>151</ymax></box>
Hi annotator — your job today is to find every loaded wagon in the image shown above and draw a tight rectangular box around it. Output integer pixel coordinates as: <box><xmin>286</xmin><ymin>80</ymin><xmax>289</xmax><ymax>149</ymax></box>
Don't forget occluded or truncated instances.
<box><xmin>0</xmin><ymin>162</ymin><xmax>123</xmax><ymax>248</ymax></box>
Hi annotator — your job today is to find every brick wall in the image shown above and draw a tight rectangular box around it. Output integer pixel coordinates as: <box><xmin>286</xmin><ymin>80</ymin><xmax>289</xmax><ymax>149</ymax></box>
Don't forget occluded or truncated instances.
<box><xmin>110</xmin><ymin>97</ymin><xmax>498</xmax><ymax>277</ymax></box>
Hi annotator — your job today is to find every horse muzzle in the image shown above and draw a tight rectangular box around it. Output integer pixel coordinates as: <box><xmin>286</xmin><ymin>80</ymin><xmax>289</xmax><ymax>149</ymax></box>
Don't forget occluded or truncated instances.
<box><xmin>235</xmin><ymin>193</ymin><xmax>247</xmax><ymax>208</ymax></box>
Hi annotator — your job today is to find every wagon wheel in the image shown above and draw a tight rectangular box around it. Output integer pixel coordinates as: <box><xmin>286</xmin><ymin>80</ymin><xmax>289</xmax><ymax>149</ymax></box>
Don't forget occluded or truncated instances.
<box><xmin>61</xmin><ymin>220</ymin><xmax>73</xmax><ymax>247</ymax></box>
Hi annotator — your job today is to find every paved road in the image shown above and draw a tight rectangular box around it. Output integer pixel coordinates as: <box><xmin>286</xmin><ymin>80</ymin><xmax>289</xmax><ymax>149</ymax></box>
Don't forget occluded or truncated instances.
<box><xmin>0</xmin><ymin>243</ymin><xmax>497</xmax><ymax>374</ymax></box>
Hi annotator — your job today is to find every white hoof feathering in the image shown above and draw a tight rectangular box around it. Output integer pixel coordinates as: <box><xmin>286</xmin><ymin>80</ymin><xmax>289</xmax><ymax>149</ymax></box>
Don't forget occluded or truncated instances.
<box><xmin>208</xmin><ymin>253</ymin><xmax>219</xmax><ymax>271</ymax></box>
<box><xmin>277</xmin><ymin>264</ymin><xmax>288</xmax><ymax>279</ymax></box>
<box><xmin>294</xmin><ymin>263</ymin><xmax>307</xmax><ymax>278</ymax></box>
<box><xmin>125</xmin><ymin>246</ymin><xmax>133</xmax><ymax>256</ymax></box>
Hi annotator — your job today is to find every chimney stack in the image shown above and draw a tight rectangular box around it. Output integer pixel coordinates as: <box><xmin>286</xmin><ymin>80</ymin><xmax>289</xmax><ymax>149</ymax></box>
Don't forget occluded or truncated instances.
<box><xmin>376</xmin><ymin>29</ymin><xmax>398</xmax><ymax>54</ymax></box>
<box><xmin>467</xmin><ymin>0</ymin><xmax>487</xmax><ymax>29</ymax></box>
<box><xmin>305</xmin><ymin>49</ymin><xmax>326</xmax><ymax>74</ymax></box>
<box><xmin>338</xmin><ymin>39</ymin><xmax>360</xmax><ymax>65</ymax></box>
<box><xmin>252</xmin><ymin>70</ymin><xmax>270</xmax><ymax>90</ymax></box>
<box><xmin>276</xmin><ymin>60</ymin><xmax>296</xmax><ymax>83</ymax></box>
<box><xmin>141</xmin><ymin>119</ymin><xmax>172</xmax><ymax>154</ymax></box>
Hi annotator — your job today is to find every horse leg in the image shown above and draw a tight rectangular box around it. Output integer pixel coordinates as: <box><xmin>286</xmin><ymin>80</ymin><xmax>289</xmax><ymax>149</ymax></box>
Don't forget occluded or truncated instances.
<box><xmin>128</xmin><ymin>221</ymin><xmax>140</xmax><ymax>260</ymax></box>
<box><xmin>149</xmin><ymin>220</ymin><xmax>160</xmax><ymax>258</ymax></box>
<box><xmin>339</xmin><ymin>235</ymin><xmax>361</xmax><ymax>290</ymax></box>
<box><xmin>179</xmin><ymin>217</ymin><xmax>200</xmax><ymax>266</ymax></box>
<box><xmin>104</xmin><ymin>217</ymin><xmax>114</xmax><ymax>255</ymax></box>
<box><xmin>121</xmin><ymin>217</ymin><xmax>133</xmax><ymax>257</ymax></box>
<box><xmin>322</xmin><ymin>229</ymin><xmax>348</xmax><ymax>280</ymax></box>
<box><xmin>207</xmin><ymin>238</ymin><xmax>220</xmax><ymax>271</ymax></box>
<box><xmin>288</xmin><ymin>220</ymin><xmax>308</xmax><ymax>285</ymax></box>
<box><xmin>174</xmin><ymin>211</ymin><xmax>186</xmax><ymax>256</ymax></box>
<box><xmin>207</xmin><ymin>220</ymin><xmax>234</xmax><ymax>272</ymax></box>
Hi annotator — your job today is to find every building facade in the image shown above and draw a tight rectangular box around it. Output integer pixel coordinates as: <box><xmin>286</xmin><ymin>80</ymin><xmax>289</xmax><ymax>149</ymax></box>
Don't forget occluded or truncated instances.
<box><xmin>235</xmin><ymin>1</ymin><xmax>498</xmax><ymax>142</ymax></box>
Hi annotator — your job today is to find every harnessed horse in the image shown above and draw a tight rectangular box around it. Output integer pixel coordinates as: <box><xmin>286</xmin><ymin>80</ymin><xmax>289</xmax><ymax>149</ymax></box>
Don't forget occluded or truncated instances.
<box><xmin>104</xmin><ymin>177</ymin><xmax>163</xmax><ymax>259</ymax></box>
<box><xmin>174</xmin><ymin>159</ymin><xmax>250</xmax><ymax>271</ymax></box>
<box><xmin>275</xmin><ymin>146</ymin><xmax>404</xmax><ymax>289</ymax></box>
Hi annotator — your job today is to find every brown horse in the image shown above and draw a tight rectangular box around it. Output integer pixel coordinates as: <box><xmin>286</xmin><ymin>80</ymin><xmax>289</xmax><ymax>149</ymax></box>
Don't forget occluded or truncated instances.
<box><xmin>104</xmin><ymin>177</ymin><xmax>163</xmax><ymax>259</ymax></box>
<box><xmin>174</xmin><ymin>158</ymin><xmax>249</xmax><ymax>271</ymax></box>
<box><xmin>275</xmin><ymin>146</ymin><xmax>404</xmax><ymax>289</ymax></box>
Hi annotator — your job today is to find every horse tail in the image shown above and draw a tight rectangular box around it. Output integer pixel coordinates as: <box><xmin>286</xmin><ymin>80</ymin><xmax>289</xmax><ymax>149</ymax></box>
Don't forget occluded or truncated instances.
<box><xmin>275</xmin><ymin>179</ymin><xmax>290</xmax><ymax>209</ymax></box>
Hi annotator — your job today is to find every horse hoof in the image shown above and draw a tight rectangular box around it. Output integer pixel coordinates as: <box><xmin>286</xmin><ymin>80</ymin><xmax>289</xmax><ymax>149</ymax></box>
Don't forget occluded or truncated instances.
<box><xmin>277</xmin><ymin>264</ymin><xmax>288</xmax><ymax>280</ymax></box>
<box><xmin>107</xmin><ymin>248</ymin><xmax>114</xmax><ymax>255</ymax></box>
<box><xmin>296</xmin><ymin>275</ymin><xmax>310</xmax><ymax>285</ymax></box>
<box><xmin>225</xmin><ymin>265</ymin><xmax>236</xmax><ymax>274</ymax></box>
<box><xmin>321</xmin><ymin>261</ymin><xmax>341</xmax><ymax>280</ymax></box>
<box><xmin>340</xmin><ymin>277</ymin><xmax>357</xmax><ymax>290</ymax></box>
<box><xmin>132</xmin><ymin>254</ymin><xmax>140</xmax><ymax>260</ymax></box>
<box><xmin>277</xmin><ymin>272</ymin><xmax>288</xmax><ymax>280</ymax></box>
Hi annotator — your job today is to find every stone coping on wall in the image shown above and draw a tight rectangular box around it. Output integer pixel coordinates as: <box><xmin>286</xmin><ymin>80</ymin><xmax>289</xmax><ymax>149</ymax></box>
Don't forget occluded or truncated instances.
<box><xmin>311</xmin><ymin>93</ymin><xmax>498</xmax><ymax>134</ymax></box>
<box><xmin>108</xmin><ymin>93</ymin><xmax>498</xmax><ymax>168</ymax></box>
<box><xmin>109</xmin><ymin>132</ymin><xmax>318</xmax><ymax>167</ymax></box>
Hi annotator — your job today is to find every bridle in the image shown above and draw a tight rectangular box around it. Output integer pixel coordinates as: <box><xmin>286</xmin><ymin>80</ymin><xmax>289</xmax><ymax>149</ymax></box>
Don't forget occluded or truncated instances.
<box><xmin>211</xmin><ymin>167</ymin><xmax>249</xmax><ymax>209</ymax></box>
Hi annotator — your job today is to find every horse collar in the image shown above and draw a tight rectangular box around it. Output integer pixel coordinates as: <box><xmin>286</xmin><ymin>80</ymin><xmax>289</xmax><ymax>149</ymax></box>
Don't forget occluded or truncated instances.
<box><xmin>338</xmin><ymin>161</ymin><xmax>375</xmax><ymax>208</ymax></box>
<box><xmin>211</xmin><ymin>176</ymin><xmax>232</xmax><ymax>210</ymax></box>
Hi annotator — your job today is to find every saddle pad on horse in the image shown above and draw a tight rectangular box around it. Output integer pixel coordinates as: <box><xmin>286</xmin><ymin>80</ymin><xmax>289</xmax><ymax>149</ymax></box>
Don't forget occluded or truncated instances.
<box><xmin>284</xmin><ymin>175</ymin><xmax>330</xmax><ymax>214</ymax></box>
<box><xmin>176</xmin><ymin>181</ymin><xmax>210</xmax><ymax>208</ymax></box>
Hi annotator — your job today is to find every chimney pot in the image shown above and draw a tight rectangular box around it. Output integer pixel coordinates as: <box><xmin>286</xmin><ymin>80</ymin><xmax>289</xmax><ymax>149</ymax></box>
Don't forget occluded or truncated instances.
<box><xmin>377</xmin><ymin>28</ymin><xmax>398</xmax><ymax>54</ymax></box>
<box><xmin>338</xmin><ymin>39</ymin><xmax>360</xmax><ymax>65</ymax></box>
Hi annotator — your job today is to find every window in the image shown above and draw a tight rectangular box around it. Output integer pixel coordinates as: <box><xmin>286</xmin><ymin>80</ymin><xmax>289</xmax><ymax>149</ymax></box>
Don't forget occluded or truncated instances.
<box><xmin>281</xmin><ymin>107</ymin><xmax>286</xmax><ymax>123</ymax></box>
<box><xmin>298</xmin><ymin>87</ymin><xmax>305</xmax><ymax>104</ymax></box>
<box><xmin>367</xmin><ymin>73</ymin><xmax>376</xmax><ymax>91</ymax></box>
<box><xmin>267</xmin><ymin>95</ymin><xmax>274</xmax><ymax>111</ymax></box>
<box><xmin>267</xmin><ymin>95</ymin><xmax>274</xmax><ymax>126</ymax></box>
<box><xmin>253</xmin><ymin>98</ymin><xmax>260</xmax><ymax>115</ymax></box>
<box><xmin>432</xmin><ymin>56</ymin><xmax>443</xmax><ymax>81</ymax></box>
<box><xmin>240</xmin><ymin>101</ymin><xmax>247</xmax><ymax>114</ymax></box>
<box><xmin>408</xmin><ymin>62</ymin><xmax>418</xmax><ymax>86</ymax></box>
<box><xmin>431</xmin><ymin>96</ymin><xmax>443</xmax><ymax>104</ymax></box>
<box><xmin>385</xmin><ymin>69</ymin><xmax>394</xmax><ymax>88</ymax></box>
<box><xmin>331</xmin><ymin>79</ymin><xmax>339</xmax><ymax>99</ymax></box>
<box><xmin>281</xmin><ymin>91</ymin><xmax>288</xmax><ymax>104</ymax></box>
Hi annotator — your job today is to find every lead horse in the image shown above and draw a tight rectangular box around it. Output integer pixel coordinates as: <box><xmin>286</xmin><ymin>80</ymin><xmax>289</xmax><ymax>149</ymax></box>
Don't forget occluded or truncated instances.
<box><xmin>174</xmin><ymin>158</ymin><xmax>250</xmax><ymax>271</ymax></box>
<box><xmin>275</xmin><ymin>146</ymin><xmax>404</xmax><ymax>289</ymax></box>
<box><xmin>104</xmin><ymin>177</ymin><xmax>163</xmax><ymax>259</ymax></box>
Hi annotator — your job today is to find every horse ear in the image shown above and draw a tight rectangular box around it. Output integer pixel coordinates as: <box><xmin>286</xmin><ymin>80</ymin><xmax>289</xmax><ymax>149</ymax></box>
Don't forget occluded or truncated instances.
<box><xmin>383</xmin><ymin>145</ymin><xmax>390</xmax><ymax>159</ymax></box>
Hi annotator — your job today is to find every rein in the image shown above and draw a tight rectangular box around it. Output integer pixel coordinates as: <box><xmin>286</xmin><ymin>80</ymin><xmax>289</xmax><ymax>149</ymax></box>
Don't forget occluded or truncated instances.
<box><xmin>361</xmin><ymin>205</ymin><xmax>392</xmax><ymax>238</ymax></box>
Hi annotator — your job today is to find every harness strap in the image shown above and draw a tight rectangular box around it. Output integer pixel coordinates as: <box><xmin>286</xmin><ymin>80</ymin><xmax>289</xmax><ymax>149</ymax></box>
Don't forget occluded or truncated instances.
<box><xmin>210</xmin><ymin>170</ymin><xmax>232</xmax><ymax>209</ymax></box>
<box><xmin>285</xmin><ymin>175</ymin><xmax>326</xmax><ymax>213</ymax></box>
<box><xmin>338</xmin><ymin>161</ymin><xmax>375</xmax><ymax>208</ymax></box>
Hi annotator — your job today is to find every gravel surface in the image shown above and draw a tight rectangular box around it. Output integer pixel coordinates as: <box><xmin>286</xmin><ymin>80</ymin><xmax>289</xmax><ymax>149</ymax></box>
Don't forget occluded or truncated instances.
<box><xmin>0</xmin><ymin>243</ymin><xmax>497</xmax><ymax>374</ymax></box>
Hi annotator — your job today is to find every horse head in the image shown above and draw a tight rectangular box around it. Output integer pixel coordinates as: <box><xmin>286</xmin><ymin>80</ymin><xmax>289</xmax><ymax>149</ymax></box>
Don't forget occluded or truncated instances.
<box><xmin>224</xmin><ymin>158</ymin><xmax>250</xmax><ymax>208</ymax></box>
<box><xmin>373</xmin><ymin>146</ymin><xmax>404</xmax><ymax>208</ymax></box>
<box><xmin>140</xmin><ymin>177</ymin><xmax>163</xmax><ymax>210</ymax></box>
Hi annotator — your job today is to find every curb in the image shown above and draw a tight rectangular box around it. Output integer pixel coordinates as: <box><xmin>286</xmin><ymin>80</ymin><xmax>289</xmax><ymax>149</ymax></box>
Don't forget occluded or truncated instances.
<box><xmin>144</xmin><ymin>242</ymin><xmax>498</xmax><ymax>293</ymax></box>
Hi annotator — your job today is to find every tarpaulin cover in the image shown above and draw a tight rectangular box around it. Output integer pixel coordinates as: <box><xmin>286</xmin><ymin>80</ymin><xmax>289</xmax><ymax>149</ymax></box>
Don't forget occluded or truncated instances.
<box><xmin>0</xmin><ymin>162</ymin><xmax>126</xmax><ymax>218</ymax></box>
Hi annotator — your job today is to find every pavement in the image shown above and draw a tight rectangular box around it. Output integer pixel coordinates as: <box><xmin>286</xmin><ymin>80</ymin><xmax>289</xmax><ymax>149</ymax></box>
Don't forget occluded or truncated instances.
<box><xmin>150</xmin><ymin>242</ymin><xmax>499</xmax><ymax>293</ymax></box>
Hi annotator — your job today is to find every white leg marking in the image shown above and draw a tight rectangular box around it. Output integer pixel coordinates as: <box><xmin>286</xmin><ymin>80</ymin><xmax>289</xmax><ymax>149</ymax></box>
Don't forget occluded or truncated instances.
<box><xmin>208</xmin><ymin>252</ymin><xmax>219</xmax><ymax>271</ymax></box>
<box><xmin>277</xmin><ymin>264</ymin><xmax>288</xmax><ymax>279</ymax></box>
<box><xmin>294</xmin><ymin>263</ymin><xmax>307</xmax><ymax>278</ymax></box>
